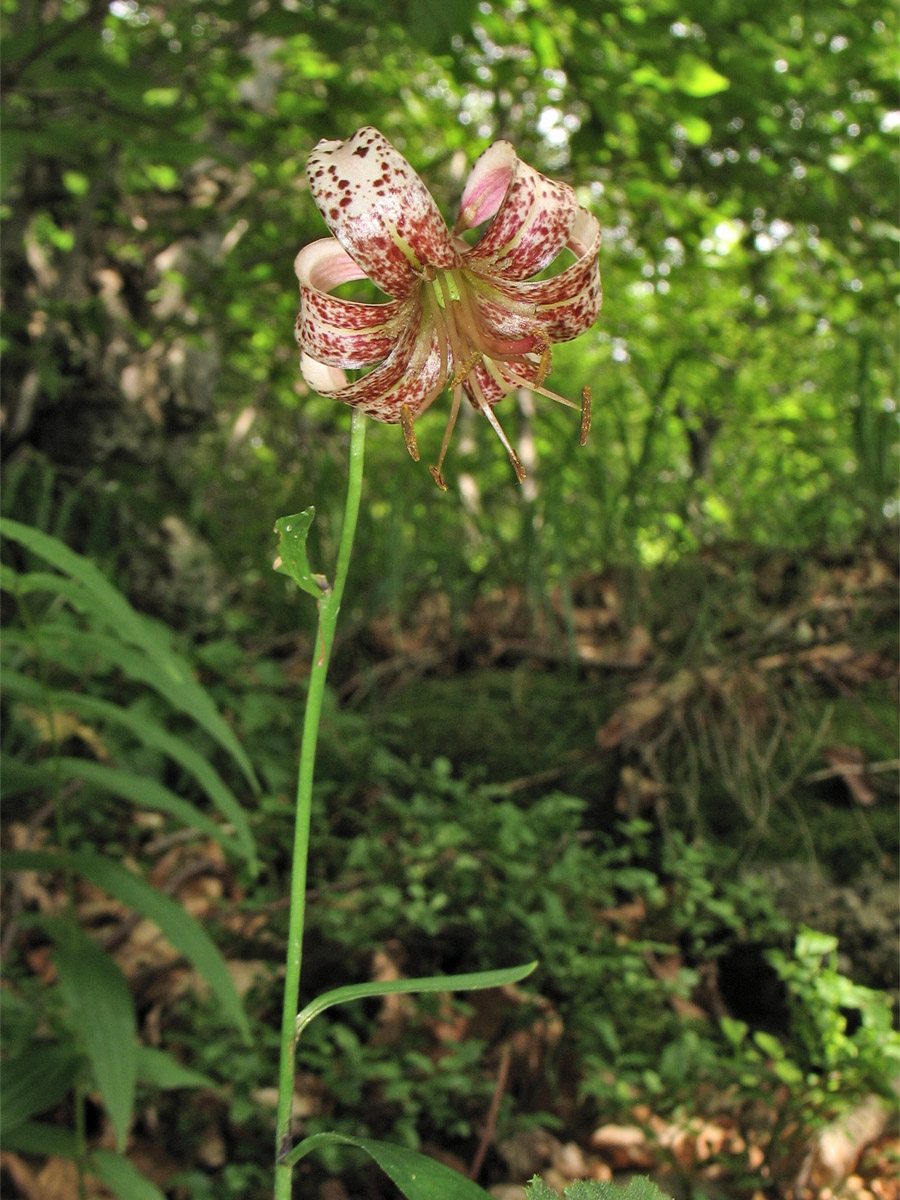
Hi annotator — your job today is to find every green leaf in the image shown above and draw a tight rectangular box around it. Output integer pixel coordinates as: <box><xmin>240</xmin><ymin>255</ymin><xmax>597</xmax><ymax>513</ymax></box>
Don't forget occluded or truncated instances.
<box><xmin>273</xmin><ymin>509</ymin><xmax>328</xmax><ymax>598</ymax></box>
<box><xmin>286</xmin><ymin>1133</ymin><xmax>493</xmax><ymax>1196</ymax></box>
<box><xmin>405</xmin><ymin>0</ymin><xmax>479</xmax><ymax>53</ymax></box>
<box><xmin>0</xmin><ymin>1120</ymin><xmax>81</xmax><ymax>1158</ymax></box>
<box><xmin>679</xmin><ymin>115</ymin><xmax>712</xmax><ymax>146</ymax></box>
<box><xmin>53</xmin><ymin>927</ymin><xmax>137</xmax><ymax>1153</ymax></box>
<box><xmin>5</xmin><ymin>850</ymin><xmax>249</xmax><ymax>1039</ymax></box>
<box><xmin>0</xmin><ymin>1128</ymin><xmax>166</xmax><ymax>1200</ymax></box>
<box><xmin>90</xmin><ymin>1149</ymin><xmax>168</xmax><ymax>1200</ymax></box>
<box><xmin>0</xmin><ymin>520</ymin><xmax>259</xmax><ymax>794</ymax></box>
<box><xmin>674</xmin><ymin>55</ymin><xmax>730</xmax><ymax>97</ymax></box>
<box><xmin>296</xmin><ymin>961</ymin><xmax>538</xmax><ymax>1036</ymax></box>
<box><xmin>52</xmin><ymin>757</ymin><xmax>245</xmax><ymax>860</ymax></box>
<box><xmin>2</xmin><ymin>675</ymin><xmax>255</xmax><ymax>867</ymax></box>
<box><xmin>135</xmin><ymin>1045</ymin><xmax>215</xmax><ymax>1091</ymax></box>
<box><xmin>0</xmin><ymin>1042</ymin><xmax>82</xmax><ymax>1137</ymax></box>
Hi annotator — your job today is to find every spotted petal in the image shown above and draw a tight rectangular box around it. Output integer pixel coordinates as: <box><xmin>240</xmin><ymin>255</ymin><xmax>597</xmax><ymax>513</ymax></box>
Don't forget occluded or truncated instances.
<box><xmin>300</xmin><ymin>308</ymin><xmax>444</xmax><ymax>424</ymax></box>
<box><xmin>458</xmin><ymin>141</ymin><xmax>578</xmax><ymax>281</ymax></box>
<box><xmin>306</xmin><ymin>127</ymin><xmax>458</xmax><ymax>301</ymax></box>
<box><xmin>477</xmin><ymin>210</ymin><xmax>602</xmax><ymax>344</ymax></box>
<box><xmin>294</xmin><ymin>240</ymin><xmax>410</xmax><ymax>368</ymax></box>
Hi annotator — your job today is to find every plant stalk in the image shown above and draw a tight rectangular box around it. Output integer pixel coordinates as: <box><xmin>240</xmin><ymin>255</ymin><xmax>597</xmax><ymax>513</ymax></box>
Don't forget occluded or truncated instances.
<box><xmin>274</xmin><ymin>409</ymin><xmax>367</xmax><ymax>1199</ymax></box>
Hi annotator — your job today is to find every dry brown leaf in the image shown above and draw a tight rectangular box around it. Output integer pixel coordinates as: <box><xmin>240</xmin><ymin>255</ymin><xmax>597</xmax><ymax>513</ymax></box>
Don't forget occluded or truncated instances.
<box><xmin>13</xmin><ymin>706</ymin><xmax>110</xmax><ymax>761</ymax></box>
<box><xmin>589</xmin><ymin>1123</ymin><xmax>656</xmax><ymax>1169</ymax></box>
<box><xmin>822</xmin><ymin>746</ymin><xmax>878</xmax><ymax>806</ymax></box>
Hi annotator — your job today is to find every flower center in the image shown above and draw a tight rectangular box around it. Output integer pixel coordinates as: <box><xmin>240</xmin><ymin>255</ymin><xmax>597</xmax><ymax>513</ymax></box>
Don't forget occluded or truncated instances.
<box><xmin>408</xmin><ymin>267</ymin><xmax>588</xmax><ymax>489</ymax></box>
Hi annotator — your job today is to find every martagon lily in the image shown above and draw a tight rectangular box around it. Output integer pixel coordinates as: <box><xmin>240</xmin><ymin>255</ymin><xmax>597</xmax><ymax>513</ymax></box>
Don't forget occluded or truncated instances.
<box><xmin>294</xmin><ymin>127</ymin><xmax>602</xmax><ymax>488</ymax></box>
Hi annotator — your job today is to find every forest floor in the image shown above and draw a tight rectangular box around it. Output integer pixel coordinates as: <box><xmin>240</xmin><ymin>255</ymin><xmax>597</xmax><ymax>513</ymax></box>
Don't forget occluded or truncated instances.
<box><xmin>4</xmin><ymin>537</ymin><xmax>898</xmax><ymax>1200</ymax></box>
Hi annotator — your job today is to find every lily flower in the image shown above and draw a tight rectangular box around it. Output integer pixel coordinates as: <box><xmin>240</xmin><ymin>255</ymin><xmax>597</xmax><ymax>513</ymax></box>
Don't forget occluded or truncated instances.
<box><xmin>294</xmin><ymin>127</ymin><xmax>601</xmax><ymax>488</ymax></box>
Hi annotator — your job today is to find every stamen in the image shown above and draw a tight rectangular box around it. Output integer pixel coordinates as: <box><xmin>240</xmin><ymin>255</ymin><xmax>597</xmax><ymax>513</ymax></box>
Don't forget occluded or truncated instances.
<box><xmin>494</xmin><ymin>360</ymin><xmax>580</xmax><ymax>411</ymax></box>
<box><xmin>433</xmin><ymin>276</ymin><xmax>467</xmax><ymax>377</ymax></box>
<box><xmin>431</xmin><ymin>384</ymin><xmax>463</xmax><ymax>484</ymax></box>
<box><xmin>533</xmin><ymin>343</ymin><xmax>552</xmax><ymax>389</ymax></box>
<box><xmin>401</xmin><ymin>404</ymin><xmax>420</xmax><ymax>461</ymax></box>
<box><xmin>451</xmin><ymin>347</ymin><xmax>482</xmax><ymax>386</ymax></box>
<box><xmin>580</xmin><ymin>386</ymin><xmax>592</xmax><ymax>446</ymax></box>
<box><xmin>468</xmin><ymin>373</ymin><xmax>526</xmax><ymax>484</ymax></box>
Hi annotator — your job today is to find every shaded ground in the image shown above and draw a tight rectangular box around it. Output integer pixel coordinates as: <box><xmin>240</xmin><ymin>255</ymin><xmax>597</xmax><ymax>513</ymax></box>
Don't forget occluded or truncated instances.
<box><xmin>3</xmin><ymin>539</ymin><xmax>898</xmax><ymax>1200</ymax></box>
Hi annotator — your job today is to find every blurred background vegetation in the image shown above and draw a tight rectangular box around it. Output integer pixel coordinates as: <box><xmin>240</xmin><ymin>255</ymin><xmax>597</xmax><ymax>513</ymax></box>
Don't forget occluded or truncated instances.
<box><xmin>2</xmin><ymin>1</ymin><xmax>898</xmax><ymax>1198</ymax></box>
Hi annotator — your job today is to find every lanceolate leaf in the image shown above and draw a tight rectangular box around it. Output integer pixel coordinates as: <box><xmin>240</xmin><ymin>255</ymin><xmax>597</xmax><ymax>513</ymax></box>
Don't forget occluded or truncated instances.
<box><xmin>1</xmin><ymin>670</ymin><xmax>256</xmax><ymax>866</ymax></box>
<box><xmin>0</xmin><ymin>1042</ymin><xmax>82</xmax><ymax>1137</ymax></box>
<box><xmin>90</xmin><ymin>1149</ymin><xmax>168</xmax><ymax>1200</ymax></box>
<box><xmin>52</xmin><ymin>758</ymin><xmax>245</xmax><ymax>860</ymax></box>
<box><xmin>285</xmin><ymin>1132</ymin><xmax>493</xmax><ymax>1197</ymax></box>
<box><xmin>53</xmin><ymin>927</ymin><xmax>137</xmax><ymax>1154</ymax></box>
<box><xmin>135</xmin><ymin>1045</ymin><xmax>215</xmax><ymax>1091</ymax></box>
<box><xmin>0</xmin><ymin>519</ymin><xmax>259</xmax><ymax>794</ymax></box>
<box><xmin>296</xmin><ymin>961</ymin><xmax>538</xmax><ymax>1036</ymax></box>
<box><xmin>0</xmin><ymin>1121</ymin><xmax>81</xmax><ymax>1158</ymax></box>
<box><xmin>4</xmin><ymin>850</ymin><xmax>249</xmax><ymax>1038</ymax></box>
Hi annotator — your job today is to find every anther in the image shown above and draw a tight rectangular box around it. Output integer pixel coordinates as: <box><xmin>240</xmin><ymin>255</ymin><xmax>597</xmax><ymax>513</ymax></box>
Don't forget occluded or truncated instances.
<box><xmin>533</xmin><ymin>343</ymin><xmax>552</xmax><ymax>389</ymax></box>
<box><xmin>401</xmin><ymin>404</ymin><xmax>419</xmax><ymax>461</ymax></box>
<box><xmin>579</xmin><ymin>386</ymin><xmax>592</xmax><ymax>446</ymax></box>
<box><xmin>451</xmin><ymin>348</ymin><xmax>482</xmax><ymax>386</ymax></box>
<box><xmin>429</xmin><ymin>465</ymin><xmax>448</xmax><ymax>491</ymax></box>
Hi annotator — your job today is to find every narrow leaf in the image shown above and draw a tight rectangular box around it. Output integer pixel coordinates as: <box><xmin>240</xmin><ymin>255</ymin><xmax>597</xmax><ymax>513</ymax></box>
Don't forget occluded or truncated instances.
<box><xmin>286</xmin><ymin>1132</ymin><xmax>493</xmax><ymax>1197</ymax></box>
<box><xmin>297</xmin><ymin>961</ymin><xmax>537</xmax><ymax>1036</ymax></box>
<box><xmin>5</xmin><ymin>850</ymin><xmax>249</xmax><ymax>1038</ymax></box>
<box><xmin>53</xmin><ymin>927</ymin><xmax>137</xmax><ymax>1153</ymax></box>
<box><xmin>135</xmin><ymin>1045</ymin><xmax>214</xmax><ymax>1091</ymax></box>
<box><xmin>0</xmin><ymin>519</ymin><xmax>259</xmax><ymax>793</ymax></box>
<box><xmin>90</xmin><ymin>1149</ymin><xmax>168</xmax><ymax>1200</ymax></box>
<box><xmin>0</xmin><ymin>1041</ymin><xmax>82</xmax><ymax>1136</ymax></box>
<box><xmin>53</xmin><ymin>757</ymin><xmax>244</xmax><ymax>859</ymax></box>
<box><xmin>2</xmin><ymin>671</ymin><xmax>255</xmax><ymax>866</ymax></box>
<box><xmin>273</xmin><ymin>509</ymin><xmax>329</xmax><ymax>597</ymax></box>
<box><xmin>0</xmin><ymin>1120</ymin><xmax>81</xmax><ymax>1158</ymax></box>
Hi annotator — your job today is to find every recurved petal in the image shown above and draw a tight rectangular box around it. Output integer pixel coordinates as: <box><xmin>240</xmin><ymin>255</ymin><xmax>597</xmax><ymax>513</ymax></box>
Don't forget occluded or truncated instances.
<box><xmin>463</xmin><ymin>354</ymin><xmax>544</xmax><ymax>409</ymax></box>
<box><xmin>300</xmin><ymin>309</ymin><xmax>444</xmax><ymax>424</ymax></box>
<box><xmin>295</xmin><ymin>239</ymin><xmax>411</xmax><ymax>367</ymax></box>
<box><xmin>458</xmin><ymin>140</ymin><xmax>578</xmax><ymax>281</ymax></box>
<box><xmin>300</xmin><ymin>353</ymin><xmax>349</xmax><ymax>395</ymax></box>
<box><xmin>306</xmin><ymin>127</ymin><xmax>458</xmax><ymax>300</ymax></box>
<box><xmin>480</xmin><ymin>209</ymin><xmax>602</xmax><ymax>343</ymax></box>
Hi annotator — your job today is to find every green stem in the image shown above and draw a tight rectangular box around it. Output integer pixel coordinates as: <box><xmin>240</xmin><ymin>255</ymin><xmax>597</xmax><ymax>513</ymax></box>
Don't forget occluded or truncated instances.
<box><xmin>274</xmin><ymin>409</ymin><xmax>367</xmax><ymax>1199</ymax></box>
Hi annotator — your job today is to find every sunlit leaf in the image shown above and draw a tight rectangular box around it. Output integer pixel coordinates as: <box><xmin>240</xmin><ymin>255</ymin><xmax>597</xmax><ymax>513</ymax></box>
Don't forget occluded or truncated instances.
<box><xmin>674</xmin><ymin>55</ymin><xmax>730</xmax><ymax>97</ymax></box>
<box><xmin>285</xmin><ymin>1132</ymin><xmax>493</xmax><ymax>1196</ymax></box>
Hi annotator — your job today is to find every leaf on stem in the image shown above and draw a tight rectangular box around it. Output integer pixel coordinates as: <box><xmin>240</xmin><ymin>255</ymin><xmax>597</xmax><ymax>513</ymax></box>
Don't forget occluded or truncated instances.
<box><xmin>295</xmin><ymin>960</ymin><xmax>538</xmax><ymax>1036</ymax></box>
<box><xmin>273</xmin><ymin>509</ymin><xmax>330</xmax><ymax>598</ymax></box>
<box><xmin>284</xmin><ymin>1132</ymin><xmax>494</xmax><ymax>1197</ymax></box>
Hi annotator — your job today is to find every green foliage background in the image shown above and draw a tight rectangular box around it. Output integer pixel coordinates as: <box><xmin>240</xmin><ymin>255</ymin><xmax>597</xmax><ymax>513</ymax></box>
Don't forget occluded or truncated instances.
<box><xmin>3</xmin><ymin>0</ymin><xmax>896</xmax><ymax>613</ymax></box>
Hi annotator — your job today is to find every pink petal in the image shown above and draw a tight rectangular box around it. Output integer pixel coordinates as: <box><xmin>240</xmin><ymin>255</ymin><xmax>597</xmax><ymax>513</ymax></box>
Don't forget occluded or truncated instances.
<box><xmin>300</xmin><ymin>308</ymin><xmax>444</xmax><ymax>424</ymax></box>
<box><xmin>300</xmin><ymin>353</ymin><xmax>349</xmax><ymax>394</ymax></box>
<box><xmin>295</xmin><ymin>239</ymin><xmax>411</xmax><ymax>367</ymax></box>
<box><xmin>463</xmin><ymin>355</ymin><xmax>544</xmax><ymax>408</ymax></box>
<box><xmin>306</xmin><ymin>127</ymin><xmax>458</xmax><ymax>300</ymax></box>
<box><xmin>478</xmin><ymin>210</ymin><xmax>602</xmax><ymax>343</ymax></box>
<box><xmin>459</xmin><ymin>141</ymin><xmax>578</xmax><ymax>281</ymax></box>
